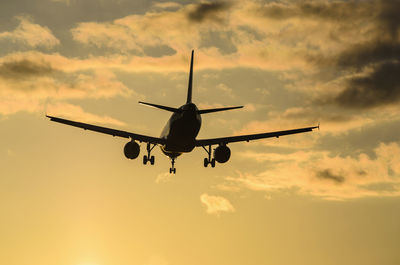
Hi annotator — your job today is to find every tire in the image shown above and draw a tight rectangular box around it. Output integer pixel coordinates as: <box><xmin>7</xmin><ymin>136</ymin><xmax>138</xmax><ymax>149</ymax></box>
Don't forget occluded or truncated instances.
<box><xmin>143</xmin><ymin>155</ymin><xmax>148</xmax><ymax>165</ymax></box>
<box><xmin>150</xmin><ymin>156</ymin><xmax>155</xmax><ymax>165</ymax></box>
<box><xmin>211</xmin><ymin>159</ymin><xmax>216</xmax><ymax>168</ymax></box>
<box><xmin>204</xmin><ymin>158</ymin><xmax>209</xmax><ymax>167</ymax></box>
<box><xmin>173</xmin><ymin>168</ymin><xmax>176</xmax><ymax>174</ymax></box>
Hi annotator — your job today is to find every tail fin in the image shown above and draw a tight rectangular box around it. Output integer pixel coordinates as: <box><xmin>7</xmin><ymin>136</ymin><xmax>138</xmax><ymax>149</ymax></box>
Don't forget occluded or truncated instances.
<box><xmin>187</xmin><ymin>50</ymin><xmax>194</xmax><ymax>103</ymax></box>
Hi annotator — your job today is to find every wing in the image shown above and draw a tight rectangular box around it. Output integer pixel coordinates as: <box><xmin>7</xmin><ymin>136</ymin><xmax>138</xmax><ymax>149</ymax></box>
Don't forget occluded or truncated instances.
<box><xmin>47</xmin><ymin>115</ymin><xmax>166</xmax><ymax>145</ymax></box>
<box><xmin>195</xmin><ymin>126</ymin><xmax>319</xmax><ymax>146</ymax></box>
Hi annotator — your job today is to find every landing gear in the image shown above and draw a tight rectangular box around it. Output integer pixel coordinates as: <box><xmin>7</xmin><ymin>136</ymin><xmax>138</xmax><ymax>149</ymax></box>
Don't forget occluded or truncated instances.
<box><xmin>169</xmin><ymin>158</ymin><xmax>176</xmax><ymax>174</ymax></box>
<box><xmin>204</xmin><ymin>158</ymin><xmax>215</xmax><ymax>167</ymax></box>
<box><xmin>143</xmin><ymin>143</ymin><xmax>156</xmax><ymax>165</ymax></box>
<box><xmin>143</xmin><ymin>155</ymin><xmax>155</xmax><ymax>165</ymax></box>
<box><xmin>202</xmin><ymin>145</ymin><xmax>216</xmax><ymax>168</ymax></box>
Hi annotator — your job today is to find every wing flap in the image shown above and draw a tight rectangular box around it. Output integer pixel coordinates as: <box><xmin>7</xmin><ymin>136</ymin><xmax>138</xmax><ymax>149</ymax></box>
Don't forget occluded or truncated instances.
<box><xmin>47</xmin><ymin>115</ymin><xmax>165</xmax><ymax>145</ymax></box>
<box><xmin>195</xmin><ymin>126</ymin><xmax>318</xmax><ymax>146</ymax></box>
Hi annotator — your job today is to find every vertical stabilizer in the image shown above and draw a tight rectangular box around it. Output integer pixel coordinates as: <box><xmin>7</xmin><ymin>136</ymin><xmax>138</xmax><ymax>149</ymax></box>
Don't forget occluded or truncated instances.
<box><xmin>187</xmin><ymin>50</ymin><xmax>194</xmax><ymax>103</ymax></box>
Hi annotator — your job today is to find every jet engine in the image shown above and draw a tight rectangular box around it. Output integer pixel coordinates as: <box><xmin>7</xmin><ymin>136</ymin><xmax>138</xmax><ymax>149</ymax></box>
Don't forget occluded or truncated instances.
<box><xmin>124</xmin><ymin>141</ymin><xmax>140</xmax><ymax>159</ymax></box>
<box><xmin>213</xmin><ymin>145</ymin><xmax>231</xmax><ymax>163</ymax></box>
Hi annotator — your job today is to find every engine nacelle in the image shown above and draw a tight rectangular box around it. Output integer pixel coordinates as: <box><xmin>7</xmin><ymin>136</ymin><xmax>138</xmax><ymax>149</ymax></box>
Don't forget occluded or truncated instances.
<box><xmin>124</xmin><ymin>141</ymin><xmax>140</xmax><ymax>159</ymax></box>
<box><xmin>213</xmin><ymin>145</ymin><xmax>231</xmax><ymax>163</ymax></box>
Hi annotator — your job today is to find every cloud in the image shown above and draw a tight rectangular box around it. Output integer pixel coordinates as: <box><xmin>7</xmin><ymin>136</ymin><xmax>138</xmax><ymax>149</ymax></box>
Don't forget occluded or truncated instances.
<box><xmin>0</xmin><ymin>59</ymin><xmax>55</xmax><ymax>80</ymax></box>
<box><xmin>333</xmin><ymin>62</ymin><xmax>400</xmax><ymax>108</ymax></box>
<box><xmin>377</xmin><ymin>0</ymin><xmax>400</xmax><ymax>38</ymax></box>
<box><xmin>231</xmin><ymin>142</ymin><xmax>400</xmax><ymax>200</ymax></box>
<box><xmin>0</xmin><ymin>16</ymin><xmax>60</xmax><ymax>48</ymax></box>
<box><xmin>200</xmin><ymin>193</ymin><xmax>235</xmax><ymax>215</ymax></box>
<box><xmin>69</xmin><ymin>1</ymin><xmax>312</xmax><ymax>71</ymax></box>
<box><xmin>71</xmin><ymin>21</ymin><xmax>144</xmax><ymax>53</ymax></box>
<box><xmin>257</xmin><ymin>1</ymin><xmax>374</xmax><ymax>21</ymax></box>
<box><xmin>46</xmin><ymin>102</ymin><xmax>126</xmax><ymax>126</ymax></box>
<box><xmin>187</xmin><ymin>1</ymin><xmax>232</xmax><ymax>23</ymax></box>
<box><xmin>316</xmin><ymin>169</ymin><xmax>345</xmax><ymax>184</ymax></box>
<box><xmin>336</xmin><ymin>41</ymin><xmax>400</xmax><ymax>69</ymax></box>
<box><xmin>151</xmin><ymin>2</ymin><xmax>182</xmax><ymax>12</ymax></box>
<box><xmin>0</xmin><ymin>52</ymin><xmax>132</xmax><ymax>116</ymax></box>
<box><xmin>235</xmin><ymin>105</ymin><xmax>376</xmax><ymax>137</ymax></box>
<box><xmin>155</xmin><ymin>172</ymin><xmax>172</xmax><ymax>184</ymax></box>
<box><xmin>299</xmin><ymin>0</ymin><xmax>400</xmax><ymax>109</ymax></box>
<box><xmin>67</xmin><ymin>0</ymin><xmax>396</xmax><ymax>74</ymax></box>
<box><xmin>360</xmin><ymin>182</ymin><xmax>399</xmax><ymax>193</ymax></box>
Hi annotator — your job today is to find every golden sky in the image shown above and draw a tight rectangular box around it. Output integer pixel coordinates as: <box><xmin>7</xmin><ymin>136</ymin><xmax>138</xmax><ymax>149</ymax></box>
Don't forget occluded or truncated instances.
<box><xmin>1</xmin><ymin>1</ymin><xmax>400</xmax><ymax>265</ymax></box>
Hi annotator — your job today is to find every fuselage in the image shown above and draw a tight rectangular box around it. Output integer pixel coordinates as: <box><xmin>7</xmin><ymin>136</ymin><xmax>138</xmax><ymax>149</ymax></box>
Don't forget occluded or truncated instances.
<box><xmin>160</xmin><ymin>103</ymin><xmax>201</xmax><ymax>158</ymax></box>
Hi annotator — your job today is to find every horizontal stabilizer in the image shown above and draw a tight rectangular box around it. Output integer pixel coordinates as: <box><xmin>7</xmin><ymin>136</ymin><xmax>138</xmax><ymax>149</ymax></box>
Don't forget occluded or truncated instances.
<box><xmin>139</xmin><ymin>101</ymin><xmax>180</xmax><ymax>113</ymax></box>
<box><xmin>197</xmin><ymin>106</ymin><xmax>243</xmax><ymax>114</ymax></box>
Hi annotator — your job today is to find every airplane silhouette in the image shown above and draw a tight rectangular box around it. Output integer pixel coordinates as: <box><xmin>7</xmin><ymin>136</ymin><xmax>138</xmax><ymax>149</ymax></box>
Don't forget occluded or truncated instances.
<box><xmin>47</xmin><ymin>50</ymin><xmax>318</xmax><ymax>174</ymax></box>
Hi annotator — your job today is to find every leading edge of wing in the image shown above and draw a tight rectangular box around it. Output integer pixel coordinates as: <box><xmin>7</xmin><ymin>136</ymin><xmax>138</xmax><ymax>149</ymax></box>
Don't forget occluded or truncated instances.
<box><xmin>46</xmin><ymin>115</ymin><xmax>166</xmax><ymax>145</ymax></box>
<box><xmin>195</xmin><ymin>125</ymin><xmax>319</xmax><ymax>146</ymax></box>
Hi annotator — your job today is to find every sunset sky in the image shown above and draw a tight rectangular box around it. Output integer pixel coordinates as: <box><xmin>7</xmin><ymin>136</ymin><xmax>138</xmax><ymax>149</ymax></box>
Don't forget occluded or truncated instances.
<box><xmin>1</xmin><ymin>0</ymin><xmax>400</xmax><ymax>265</ymax></box>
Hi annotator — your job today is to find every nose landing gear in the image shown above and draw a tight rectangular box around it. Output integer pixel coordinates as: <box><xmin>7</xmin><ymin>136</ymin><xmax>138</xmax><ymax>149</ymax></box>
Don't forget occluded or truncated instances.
<box><xmin>169</xmin><ymin>158</ymin><xmax>176</xmax><ymax>174</ymax></box>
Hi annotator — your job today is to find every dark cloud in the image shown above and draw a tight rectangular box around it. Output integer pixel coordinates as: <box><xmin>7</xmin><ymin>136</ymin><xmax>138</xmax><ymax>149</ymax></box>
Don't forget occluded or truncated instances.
<box><xmin>360</xmin><ymin>182</ymin><xmax>399</xmax><ymax>193</ymax></box>
<box><xmin>303</xmin><ymin>0</ymin><xmax>400</xmax><ymax>109</ymax></box>
<box><xmin>187</xmin><ymin>1</ymin><xmax>232</xmax><ymax>23</ymax></box>
<box><xmin>0</xmin><ymin>59</ymin><xmax>55</xmax><ymax>79</ymax></box>
<box><xmin>142</xmin><ymin>45</ymin><xmax>176</xmax><ymax>58</ymax></box>
<box><xmin>199</xmin><ymin>30</ymin><xmax>237</xmax><ymax>54</ymax></box>
<box><xmin>316</xmin><ymin>169</ymin><xmax>345</xmax><ymax>184</ymax></box>
<box><xmin>334</xmin><ymin>61</ymin><xmax>400</xmax><ymax>108</ymax></box>
<box><xmin>377</xmin><ymin>0</ymin><xmax>400</xmax><ymax>38</ymax></box>
<box><xmin>337</xmin><ymin>41</ymin><xmax>400</xmax><ymax>69</ymax></box>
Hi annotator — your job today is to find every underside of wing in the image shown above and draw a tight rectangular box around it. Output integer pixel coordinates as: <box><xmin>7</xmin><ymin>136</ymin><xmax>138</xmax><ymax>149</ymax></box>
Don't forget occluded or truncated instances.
<box><xmin>47</xmin><ymin>115</ymin><xmax>166</xmax><ymax>145</ymax></box>
<box><xmin>195</xmin><ymin>126</ymin><xmax>319</xmax><ymax>146</ymax></box>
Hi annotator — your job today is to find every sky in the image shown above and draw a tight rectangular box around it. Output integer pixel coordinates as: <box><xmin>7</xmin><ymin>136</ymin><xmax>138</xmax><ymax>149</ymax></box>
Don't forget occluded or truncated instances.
<box><xmin>0</xmin><ymin>0</ymin><xmax>400</xmax><ymax>265</ymax></box>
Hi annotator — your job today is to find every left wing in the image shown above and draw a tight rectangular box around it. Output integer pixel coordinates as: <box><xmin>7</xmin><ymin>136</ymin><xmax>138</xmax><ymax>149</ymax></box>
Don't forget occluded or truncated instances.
<box><xmin>47</xmin><ymin>115</ymin><xmax>166</xmax><ymax>145</ymax></box>
<box><xmin>195</xmin><ymin>126</ymin><xmax>319</xmax><ymax>147</ymax></box>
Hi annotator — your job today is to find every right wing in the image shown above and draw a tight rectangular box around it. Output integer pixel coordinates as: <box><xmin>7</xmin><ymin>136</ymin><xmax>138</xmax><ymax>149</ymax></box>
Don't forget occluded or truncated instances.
<box><xmin>47</xmin><ymin>115</ymin><xmax>166</xmax><ymax>145</ymax></box>
<box><xmin>195</xmin><ymin>126</ymin><xmax>319</xmax><ymax>146</ymax></box>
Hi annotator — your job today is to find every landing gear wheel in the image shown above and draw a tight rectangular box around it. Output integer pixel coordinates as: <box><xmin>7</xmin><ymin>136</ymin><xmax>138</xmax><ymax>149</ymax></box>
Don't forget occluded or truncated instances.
<box><xmin>143</xmin><ymin>143</ymin><xmax>156</xmax><ymax>166</ymax></box>
<box><xmin>202</xmin><ymin>145</ymin><xmax>217</xmax><ymax>168</ymax></box>
<box><xmin>204</xmin><ymin>158</ymin><xmax>209</xmax><ymax>167</ymax></box>
<box><xmin>211</xmin><ymin>158</ymin><xmax>216</xmax><ymax>168</ymax></box>
<box><xmin>169</xmin><ymin>158</ymin><xmax>176</xmax><ymax>174</ymax></box>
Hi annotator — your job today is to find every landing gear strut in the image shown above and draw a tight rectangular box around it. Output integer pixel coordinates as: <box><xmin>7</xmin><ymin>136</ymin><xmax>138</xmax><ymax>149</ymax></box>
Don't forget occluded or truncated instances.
<box><xmin>143</xmin><ymin>142</ymin><xmax>156</xmax><ymax>165</ymax></box>
<box><xmin>169</xmin><ymin>158</ymin><xmax>176</xmax><ymax>174</ymax></box>
<box><xmin>202</xmin><ymin>145</ymin><xmax>215</xmax><ymax>168</ymax></box>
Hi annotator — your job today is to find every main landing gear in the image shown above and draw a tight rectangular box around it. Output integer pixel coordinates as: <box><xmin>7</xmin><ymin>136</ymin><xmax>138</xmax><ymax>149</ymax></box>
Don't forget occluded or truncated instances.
<box><xmin>143</xmin><ymin>142</ymin><xmax>156</xmax><ymax>165</ymax></box>
<box><xmin>202</xmin><ymin>145</ymin><xmax>215</xmax><ymax>168</ymax></box>
<box><xmin>169</xmin><ymin>158</ymin><xmax>176</xmax><ymax>174</ymax></box>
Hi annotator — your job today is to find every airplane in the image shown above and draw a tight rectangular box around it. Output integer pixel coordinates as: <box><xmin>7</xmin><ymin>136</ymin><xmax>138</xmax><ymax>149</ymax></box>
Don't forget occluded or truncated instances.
<box><xmin>47</xmin><ymin>50</ymin><xmax>319</xmax><ymax>174</ymax></box>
